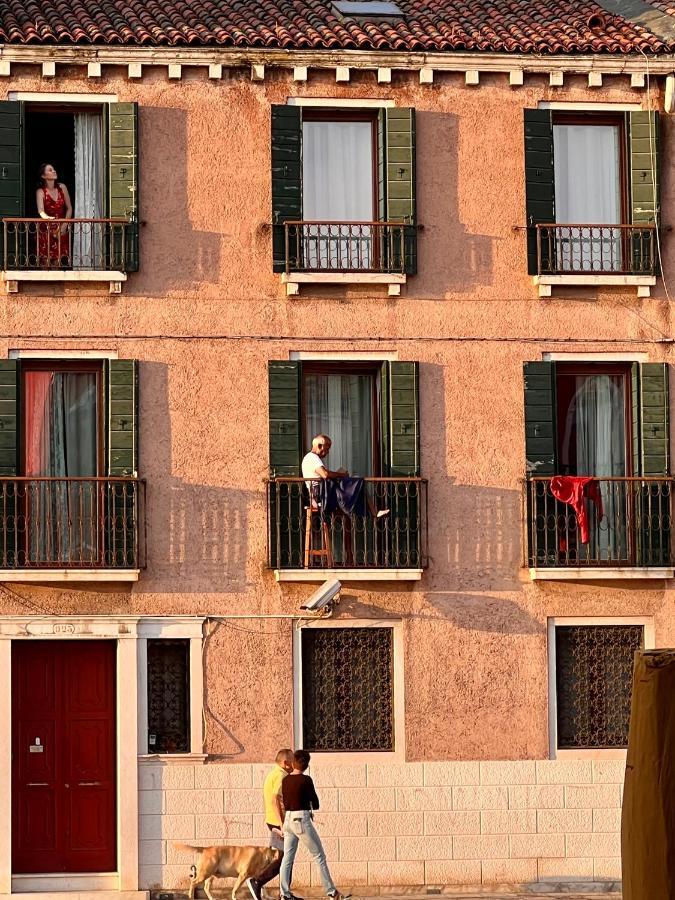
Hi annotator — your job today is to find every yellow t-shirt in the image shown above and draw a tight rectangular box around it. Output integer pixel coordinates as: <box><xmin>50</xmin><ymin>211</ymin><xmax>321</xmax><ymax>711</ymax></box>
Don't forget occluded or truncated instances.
<box><xmin>263</xmin><ymin>764</ymin><xmax>287</xmax><ymax>827</ymax></box>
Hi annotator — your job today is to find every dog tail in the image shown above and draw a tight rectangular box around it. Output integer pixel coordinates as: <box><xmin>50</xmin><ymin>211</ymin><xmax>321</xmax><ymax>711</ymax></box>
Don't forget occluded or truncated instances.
<box><xmin>173</xmin><ymin>842</ymin><xmax>206</xmax><ymax>854</ymax></box>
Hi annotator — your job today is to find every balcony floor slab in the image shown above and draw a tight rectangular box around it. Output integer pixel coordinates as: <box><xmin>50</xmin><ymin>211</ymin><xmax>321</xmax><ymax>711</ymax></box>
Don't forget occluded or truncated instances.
<box><xmin>533</xmin><ymin>273</ymin><xmax>656</xmax><ymax>298</ymax></box>
<box><xmin>275</xmin><ymin>567</ymin><xmax>423</xmax><ymax>582</ymax></box>
<box><xmin>0</xmin><ymin>568</ymin><xmax>140</xmax><ymax>583</ymax></box>
<box><xmin>530</xmin><ymin>566</ymin><xmax>674</xmax><ymax>581</ymax></box>
<box><xmin>281</xmin><ymin>272</ymin><xmax>406</xmax><ymax>296</ymax></box>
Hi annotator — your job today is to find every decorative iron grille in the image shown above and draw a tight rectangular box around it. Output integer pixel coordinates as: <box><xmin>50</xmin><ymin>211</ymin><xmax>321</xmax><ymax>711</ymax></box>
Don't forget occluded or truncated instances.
<box><xmin>302</xmin><ymin>628</ymin><xmax>394</xmax><ymax>752</ymax></box>
<box><xmin>147</xmin><ymin>639</ymin><xmax>190</xmax><ymax>754</ymax></box>
<box><xmin>555</xmin><ymin>625</ymin><xmax>643</xmax><ymax>749</ymax></box>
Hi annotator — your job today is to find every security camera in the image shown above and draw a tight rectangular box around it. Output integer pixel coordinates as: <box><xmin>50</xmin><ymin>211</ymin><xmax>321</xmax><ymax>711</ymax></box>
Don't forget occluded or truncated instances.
<box><xmin>300</xmin><ymin>577</ymin><xmax>342</xmax><ymax>613</ymax></box>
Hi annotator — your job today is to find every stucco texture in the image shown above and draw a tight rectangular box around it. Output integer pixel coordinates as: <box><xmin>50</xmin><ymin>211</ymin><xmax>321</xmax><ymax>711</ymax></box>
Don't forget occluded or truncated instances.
<box><xmin>1</xmin><ymin>65</ymin><xmax>673</xmax><ymax>764</ymax></box>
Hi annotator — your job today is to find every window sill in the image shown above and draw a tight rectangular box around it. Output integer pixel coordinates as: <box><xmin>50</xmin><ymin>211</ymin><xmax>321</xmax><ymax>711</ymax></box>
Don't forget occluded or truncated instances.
<box><xmin>550</xmin><ymin>748</ymin><xmax>627</xmax><ymax>760</ymax></box>
<box><xmin>530</xmin><ymin>566</ymin><xmax>673</xmax><ymax>581</ymax></box>
<box><xmin>0</xmin><ymin>568</ymin><xmax>140</xmax><ymax>583</ymax></box>
<box><xmin>275</xmin><ymin>567</ymin><xmax>423</xmax><ymax>582</ymax></box>
<box><xmin>3</xmin><ymin>270</ymin><xmax>127</xmax><ymax>294</ymax></box>
<box><xmin>138</xmin><ymin>753</ymin><xmax>207</xmax><ymax>764</ymax></box>
<box><xmin>533</xmin><ymin>274</ymin><xmax>656</xmax><ymax>298</ymax></box>
<box><xmin>281</xmin><ymin>272</ymin><xmax>406</xmax><ymax>296</ymax></box>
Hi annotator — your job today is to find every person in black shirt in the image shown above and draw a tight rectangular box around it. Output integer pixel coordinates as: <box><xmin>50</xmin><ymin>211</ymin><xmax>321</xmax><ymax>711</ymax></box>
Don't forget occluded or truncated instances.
<box><xmin>279</xmin><ymin>750</ymin><xmax>350</xmax><ymax>900</ymax></box>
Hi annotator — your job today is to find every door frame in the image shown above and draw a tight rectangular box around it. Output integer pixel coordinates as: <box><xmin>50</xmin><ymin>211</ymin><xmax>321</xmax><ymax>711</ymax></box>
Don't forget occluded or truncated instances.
<box><xmin>0</xmin><ymin>617</ymin><xmax>141</xmax><ymax>894</ymax></box>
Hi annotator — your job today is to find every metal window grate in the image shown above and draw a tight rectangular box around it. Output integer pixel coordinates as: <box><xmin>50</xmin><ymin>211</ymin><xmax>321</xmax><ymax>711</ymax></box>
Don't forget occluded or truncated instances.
<box><xmin>147</xmin><ymin>639</ymin><xmax>190</xmax><ymax>754</ymax></box>
<box><xmin>302</xmin><ymin>628</ymin><xmax>394</xmax><ymax>752</ymax></box>
<box><xmin>555</xmin><ymin>625</ymin><xmax>643</xmax><ymax>749</ymax></box>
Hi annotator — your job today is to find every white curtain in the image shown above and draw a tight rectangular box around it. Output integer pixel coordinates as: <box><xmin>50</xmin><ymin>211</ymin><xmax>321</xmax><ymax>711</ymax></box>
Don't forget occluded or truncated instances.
<box><xmin>553</xmin><ymin>124</ymin><xmax>622</xmax><ymax>272</ymax></box>
<box><xmin>562</xmin><ymin>374</ymin><xmax>627</xmax><ymax>560</ymax></box>
<box><xmin>302</xmin><ymin>120</ymin><xmax>374</xmax><ymax>269</ymax></box>
<box><xmin>305</xmin><ymin>373</ymin><xmax>373</xmax><ymax>476</ymax></box>
<box><xmin>25</xmin><ymin>372</ymin><xmax>99</xmax><ymax>564</ymax></box>
<box><xmin>73</xmin><ymin>112</ymin><xmax>103</xmax><ymax>269</ymax></box>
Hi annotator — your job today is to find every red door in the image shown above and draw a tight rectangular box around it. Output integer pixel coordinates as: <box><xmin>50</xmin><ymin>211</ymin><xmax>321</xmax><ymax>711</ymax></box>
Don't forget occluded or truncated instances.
<box><xmin>12</xmin><ymin>641</ymin><xmax>117</xmax><ymax>873</ymax></box>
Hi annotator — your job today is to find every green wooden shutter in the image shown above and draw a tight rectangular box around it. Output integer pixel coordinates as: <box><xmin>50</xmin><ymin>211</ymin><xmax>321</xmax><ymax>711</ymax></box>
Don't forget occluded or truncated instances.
<box><xmin>0</xmin><ymin>101</ymin><xmax>24</xmax><ymax>268</ymax></box>
<box><xmin>629</xmin><ymin>111</ymin><xmax>660</xmax><ymax>226</ymax></box>
<box><xmin>637</xmin><ymin>362</ymin><xmax>669</xmax><ymax>477</ymax></box>
<box><xmin>268</xmin><ymin>360</ymin><xmax>301</xmax><ymax>476</ymax></box>
<box><xmin>385</xmin><ymin>108</ymin><xmax>417</xmax><ymax>275</ymax></box>
<box><xmin>0</xmin><ymin>360</ymin><xmax>18</xmax><ymax>476</ymax></box>
<box><xmin>107</xmin><ymin>359</ymin><xmax>138</xmax><ymax>476</ymax></box>
<box><xmin>524</xmin><ymin>109</ymin><xmax>555</xmax><ymax>276</ymax></box>
<box><xmin>383</xmin><ymin>361</ymin><xmax>420</xmax><ymax>477</ymax></box>
<box><xmin>109</xmin><ymin>102</ymin><xmax>139</xmax><ymax>272</ymax></box>
<box><xmin>523</xmin><ymin>361</ymin><xmax>557</xmax><ymax>475</ymax></box>
<box><xmin>271</xmin><ymin>106</ymin><xmax>302</xmax><ymax>273</ymax></box>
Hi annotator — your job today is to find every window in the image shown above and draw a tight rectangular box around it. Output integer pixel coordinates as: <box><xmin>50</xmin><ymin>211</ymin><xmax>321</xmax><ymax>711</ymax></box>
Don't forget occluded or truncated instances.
<box><xmin>271</xmin><ymin>105</ymin><xmax>416</xmax><ymax>277</ymax></box>
<box><xmin>0</xmin><ymin>357</ymin><xmax>140</xmax><ymax>572</ymax></box>
<box><xmin>301</xmin><ymin>627</ymin><xmax>394</xmax><ymax>751</ymax></box>
<box><xmin>524</xmin><ymin>109</ymin><xmax>658</xmax><ymax>277</ymax></box>
<box><xmin>0</xmin><ymin>99</ymin><xmax>139</xmax><ymax>275</ymax></box>
<box><xmin>554</xmin><ymin>624</ymin><xmax>643</xmax><ymax>749</ymax></box>
<box><xmin>147</xmin><ymin>639</ymin><xmax>191</xmax><ymax>754</ymax></box>
<box><xmin>524</xmin><ymin>360</ymin><xmax>672</xmax><ymax>570</ymax></box>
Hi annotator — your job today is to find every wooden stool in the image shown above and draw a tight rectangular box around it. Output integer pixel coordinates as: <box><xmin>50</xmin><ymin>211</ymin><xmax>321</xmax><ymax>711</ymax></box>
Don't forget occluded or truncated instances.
<box><xmin>304</xmin><ymin>506</ymin><xmax>333</xmax><ymax>567</ymax></box>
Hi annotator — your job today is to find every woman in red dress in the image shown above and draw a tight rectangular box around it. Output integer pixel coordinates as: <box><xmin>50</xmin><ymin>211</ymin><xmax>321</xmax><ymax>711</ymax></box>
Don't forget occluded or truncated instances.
<box><xmin>36</xmin><ymin>163</ymin><xmax>72</xmax><ymax>267</ymax></box>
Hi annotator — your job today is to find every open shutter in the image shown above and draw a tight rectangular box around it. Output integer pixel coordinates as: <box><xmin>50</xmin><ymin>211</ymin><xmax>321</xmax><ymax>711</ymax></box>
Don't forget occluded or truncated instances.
<box><xmin>0</xmin><ymin>101</ymin><xmax>24</xmax><ymax>268</ymax></box>
<box><xmin>524</xmin><ymin>109</ymin><xmax>555</xmax><ymax>276</ymax></box>
<box><xmin>523</xmin><ymin>361</ymin><xmax>557</xmax><ymax>475</ymax></box>
<box><xmin>382</xmin><ymin>361</ymin><xmax>420</xmax><ymax>477</ymax></box>
<box><xmin>629</xmin><ymin>111</ymin><xmax>659</xmax><ymax>226</ymax></box>
<box><xmin>106</xmin><ymin>359</ymin><xmax>138</xmax><ymax>477</ymax></box>
<box><xmin>271</xmin><ymin>106</ymin><xmax>302</xmax><ymax>273</ymax></box>
<box><xmin>0</xmin><ymin>359</ymin><xmax>18</xmax><ymax>567</ymax></box>
<box><xmin>383</xmin><ymin>107</ymin><xmax>417</xmax><ymax>275</ymax></box>
<box><xmin>268</xmin><ymin>360</ymin><xmax>301</xmax><ymax>476</ymax></box>
<box><xmin>108</xmin><ymin>102</ymin><xmax>139</xmax><ymax>272</ymax></box>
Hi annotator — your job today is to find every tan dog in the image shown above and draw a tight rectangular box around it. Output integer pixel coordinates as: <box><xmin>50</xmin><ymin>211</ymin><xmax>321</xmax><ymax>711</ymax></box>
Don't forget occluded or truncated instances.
<box><xmin>174</xmin><ymin>843</ymin><xmax>280</xmax><ymax>900</ymax></box>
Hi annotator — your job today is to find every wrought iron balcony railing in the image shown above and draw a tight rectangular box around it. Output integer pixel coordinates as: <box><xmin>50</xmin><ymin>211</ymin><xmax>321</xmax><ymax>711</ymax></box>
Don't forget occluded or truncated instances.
<box><xmin>267</xmin><ymin>477</ymin><xmax>428</xmax><ymax>570</ymax></box>
<box><xmin>525</xmin><ymin>476</ymin><xmax>673</xmax><ymax>569</ymax></box>
<box><xmin>536</xmin><ymin>224</ymin><xmax>656</xmax><ymax>276</ymax></box>
<box><xmin>284</xmin><ymin>221</ymin><xmax>415</xmax><ymax>274</ymax></box>
<box><xmin>0</xmin><ymin>477</ymin><xmax>146</xmax><ymax>569</ymax></box>
<box><xmin>2</xmin><ymin>218</ymin><xmax>130</xmax><ymax>271</ymax></box>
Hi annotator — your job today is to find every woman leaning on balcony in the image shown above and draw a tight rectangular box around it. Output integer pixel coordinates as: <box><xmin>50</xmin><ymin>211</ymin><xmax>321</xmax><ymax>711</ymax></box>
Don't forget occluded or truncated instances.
<box><xmin>36</xmin><ymin>162</ymin><xmax>72</xmax><ymax>268</ymax></box>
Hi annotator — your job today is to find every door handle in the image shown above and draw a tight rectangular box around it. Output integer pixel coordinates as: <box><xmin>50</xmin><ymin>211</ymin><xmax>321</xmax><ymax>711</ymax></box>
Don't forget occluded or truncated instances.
<box><xmin>77</xmin><ymin>781</ymin><xmax>101</xmax><ymax>786</ymax></box>
<box><xmin>26</xmin><ymin>782</ymin><xmax>48</xmax><ymax>787</ymax></box>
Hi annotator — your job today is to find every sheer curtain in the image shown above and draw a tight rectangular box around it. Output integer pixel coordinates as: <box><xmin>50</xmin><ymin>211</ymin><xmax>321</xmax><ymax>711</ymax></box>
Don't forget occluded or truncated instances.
<box><xmin>305</xmin><ymin>373</ymin><xmax>373</xmax><ymax>476</ymax></box>
<box><xmin>553</xmin><ymin>124</ymin><xmax>622</xmax><ymax>271</ymax></box>
<box><xmin>73</xmin><ymin>112</ymin><xmax>103</xmax><ymax>269</ymax></box>
<box><xmin>302</xmin><ymin>120</ymin><xmax>374</xmax><ymax>269</ymax></box>
<box><xmin>569</xmin><ymin>374</ymin><xmax>627</xmax><ymax>560</ymax></box>
<box><xmin>24</xmin><ymin>371</ymin><xmax>98</xmax><ymax>564</ymax></box>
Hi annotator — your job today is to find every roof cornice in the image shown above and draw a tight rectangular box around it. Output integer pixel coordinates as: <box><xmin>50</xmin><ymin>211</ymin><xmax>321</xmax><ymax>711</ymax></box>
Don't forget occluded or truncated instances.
<box><xmin>1</xmin><ymin>45</ymin><xmax>674</xmax><ymax>83</ymax></box>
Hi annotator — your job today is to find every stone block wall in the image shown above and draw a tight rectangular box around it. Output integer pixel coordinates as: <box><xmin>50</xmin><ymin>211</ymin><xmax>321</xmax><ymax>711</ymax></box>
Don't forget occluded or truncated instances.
<box><xmin>138</xmin><ymin>759</ymin><xmax>624</xmax><ymax>891</ymax></box>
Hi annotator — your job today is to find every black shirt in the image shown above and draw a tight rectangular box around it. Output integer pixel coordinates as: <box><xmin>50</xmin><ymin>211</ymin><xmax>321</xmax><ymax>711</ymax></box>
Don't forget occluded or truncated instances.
<box><xmin>282</xmin><ymin>773</ymin><xmax>320</xmax><ymax>811</ymax></box>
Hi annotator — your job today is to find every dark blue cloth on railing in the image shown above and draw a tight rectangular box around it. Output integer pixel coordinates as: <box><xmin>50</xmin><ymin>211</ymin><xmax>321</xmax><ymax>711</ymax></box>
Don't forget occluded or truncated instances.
<box><xmin>319</xmin><ymin>477</ymin><xmax>367</xmax><ymax>519</ymax></box>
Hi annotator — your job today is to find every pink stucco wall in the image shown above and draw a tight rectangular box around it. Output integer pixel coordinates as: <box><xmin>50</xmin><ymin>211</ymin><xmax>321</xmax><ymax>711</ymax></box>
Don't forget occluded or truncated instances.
<box><xmin>2</xmin><ymin>64</ymin><xmax>673</xmax><ymax>763</ymax></box>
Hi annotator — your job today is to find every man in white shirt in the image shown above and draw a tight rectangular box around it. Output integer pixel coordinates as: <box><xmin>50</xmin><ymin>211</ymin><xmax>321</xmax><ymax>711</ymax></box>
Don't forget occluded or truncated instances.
<box><xmin>301</xmin><ymin>434</ymin><xmax>347</xmax><ymax>505</ymax></box>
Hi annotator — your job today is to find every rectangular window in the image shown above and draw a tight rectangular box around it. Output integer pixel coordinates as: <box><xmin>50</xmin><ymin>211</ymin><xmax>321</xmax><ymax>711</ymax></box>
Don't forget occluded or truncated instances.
<box><xmin>302</xmin><ymin>363</ymin><xmax>379</xmax><ymax>476</ymax></box>
<box><xmin>147</xmin><ymin>638</ymin><xmax>191</xmax><ymax>754</ymax></box>
<box><xmin>555</xmin><ymin>624</ymin><xmax>643</xmax><ymax>749</ymax></box>
<box><xmin>301</xmin><ymin>627</ymin><xmax>394</xmax><ymax>752</ymax></box>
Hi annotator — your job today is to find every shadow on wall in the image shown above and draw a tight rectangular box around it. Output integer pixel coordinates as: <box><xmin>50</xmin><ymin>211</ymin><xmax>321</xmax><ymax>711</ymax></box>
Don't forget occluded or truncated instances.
<box><xmin>141</xmin><ymin>362</ymin><xmax>256</xmax><ymax>593</ymax></box>
<box><xmin>416</xmin><ymin>111</ymin><xmax>496</xmax><ymax>295</ymax></box>
<box><xmin>420</xmin><ymin>362</ymin><xmax>522</xmax><ymax>592</ymax></box>
<box><xmin>135</xmin><ymin>107</ymin><xmax>222</xmax><ymax>292</ymax></box>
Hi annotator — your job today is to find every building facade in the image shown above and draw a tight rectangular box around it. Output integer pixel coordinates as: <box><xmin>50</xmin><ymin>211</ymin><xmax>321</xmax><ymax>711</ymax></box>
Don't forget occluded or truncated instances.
<box><xmin>1</xmin><ymin>0</ymin><xmax>674</xmax><ymax>894</ymax></box>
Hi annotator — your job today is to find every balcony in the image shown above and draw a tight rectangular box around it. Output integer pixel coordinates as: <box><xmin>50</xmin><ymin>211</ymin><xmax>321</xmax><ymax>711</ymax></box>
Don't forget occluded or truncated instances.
<box><xmin>2</xmin><ymin>218</ymin><xmax>131</xmax><ymax>293</ymax></box>
<box><xmin>533</xmin><ymin>224</ymin><xmax>656</xmax><ymax>297</ymax></box>
<box><xmin>267</xmin><ymin>477</ymin><xmax>427</xmax><ymax>581</ymax></box>
<box><xmin>281</xmin><ymin>221</ymin><xmax>415</xmax><ymax>296</ymax></box>
<box><xmin>0</xmin><ymin>477</ymin><xmax>145</xmax><ymax>582</ymax></box>
<box><xmin>525</xmin><ymin>476</ymin><xmax>674</xmax><ymax>580</ymax></box>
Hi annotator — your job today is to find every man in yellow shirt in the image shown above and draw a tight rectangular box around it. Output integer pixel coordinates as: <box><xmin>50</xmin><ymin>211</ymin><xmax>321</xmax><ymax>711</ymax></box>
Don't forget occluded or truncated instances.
<box><xmin>247</xmin><ymin>749</ymin><xmax>301</xmax><ymax>900</ymax></box>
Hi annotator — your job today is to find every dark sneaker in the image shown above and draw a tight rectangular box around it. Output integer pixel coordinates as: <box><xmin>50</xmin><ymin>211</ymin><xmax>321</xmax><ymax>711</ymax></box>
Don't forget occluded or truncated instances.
<box><xmin>290</xmin><ymin>895</ymin><xmax>305</xmax><ymax>900</ymax></box>
<box><xmin>246</xmin><ymin>879</ymin><xmax>262</xmax><ymax>900</ymax></box>
<box><xmin>328</xmin><ymin>893</ymin><xmax>351</xmax><ymax>900</ymax></box>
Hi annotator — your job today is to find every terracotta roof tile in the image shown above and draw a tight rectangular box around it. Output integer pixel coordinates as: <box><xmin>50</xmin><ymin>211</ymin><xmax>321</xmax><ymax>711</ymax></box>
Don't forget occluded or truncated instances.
<box><xmin>1</xmin><ymin>0</ymin><xmax>674</xmax><ymax>53</ymax></box>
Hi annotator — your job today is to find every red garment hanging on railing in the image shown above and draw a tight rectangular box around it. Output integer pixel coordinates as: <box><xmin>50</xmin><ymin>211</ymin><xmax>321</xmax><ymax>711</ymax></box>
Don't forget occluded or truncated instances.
<box><xmin>549</xmin><ymin>476</ymin><xmax>604</xmax><ymax>544</ymax></box>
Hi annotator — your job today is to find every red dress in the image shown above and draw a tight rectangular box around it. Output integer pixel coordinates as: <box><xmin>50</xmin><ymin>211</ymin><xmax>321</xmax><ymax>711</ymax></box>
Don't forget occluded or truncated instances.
<box><xmin>38</xmin><ymin>186</ymin><xmax>70</xmax><ymax>266</ymax></box>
